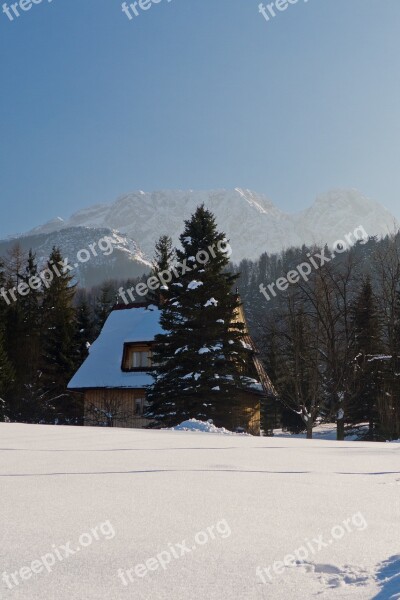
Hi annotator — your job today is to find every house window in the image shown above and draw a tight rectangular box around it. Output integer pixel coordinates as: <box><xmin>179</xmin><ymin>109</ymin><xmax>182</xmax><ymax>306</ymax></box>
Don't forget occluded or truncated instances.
<box><xmin>131</xmin><ymin>351</ymin><xmax>151</xmax><ymax>369</ymax></box>
<box><xmin>135</xmin><ymin>398</ymin><xmax>146</xmax><ymax>415</ymax></box>
<box><xmin>122</xmin><ymin>343</ymin><xmax>153</xmax><ymax>372</ymax></box>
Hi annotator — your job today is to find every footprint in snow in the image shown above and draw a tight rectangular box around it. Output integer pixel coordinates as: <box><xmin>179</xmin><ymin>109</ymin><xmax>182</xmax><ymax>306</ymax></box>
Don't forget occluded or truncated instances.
<box><xmin>296</xmin><ymin>561</ymin><xmax>372</xmax><ymax>589</ymax></box>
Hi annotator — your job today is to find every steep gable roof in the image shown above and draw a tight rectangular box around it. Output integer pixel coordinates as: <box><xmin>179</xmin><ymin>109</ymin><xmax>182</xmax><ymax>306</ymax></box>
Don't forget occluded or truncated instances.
<box><xmin>68</xmin><ymin>305</ymin><xmax>162</xmax><ymax>390</ymax></box>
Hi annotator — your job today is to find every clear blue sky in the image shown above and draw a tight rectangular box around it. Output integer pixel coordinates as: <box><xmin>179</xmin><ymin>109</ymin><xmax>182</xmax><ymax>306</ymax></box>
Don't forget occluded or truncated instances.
<box><xmin>0</xmin><ymin>0</ymin><xmax>399</xmax><ymax>237</ymax></box>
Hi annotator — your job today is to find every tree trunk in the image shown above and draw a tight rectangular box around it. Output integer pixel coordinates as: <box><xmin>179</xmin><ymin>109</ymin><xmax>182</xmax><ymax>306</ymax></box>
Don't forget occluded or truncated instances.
<box><xmin>337</xmin><ymin>418</ymin><xmax>345</xmax><ymax>441</ymax></box>
<box><xmin>368</xmin><ymin>420</ymin><xmax>374</xmax><ymax>440</ymax></box>
<box><xmin>306</xmin><ymin>422</ymin><xmax>313</xmax><ymax>439</ymax></box>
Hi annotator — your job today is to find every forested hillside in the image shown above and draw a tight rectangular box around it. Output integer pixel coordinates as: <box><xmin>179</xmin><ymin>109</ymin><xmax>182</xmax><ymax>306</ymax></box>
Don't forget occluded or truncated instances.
<box><xmin>1</xmin><ymin>232</ymin><xmax>400</xmax><ymax>440</ymax></box>
<box><xmin>236</xmin><ymin>233</ymin><xmax>400</xmax><ymax>440</ymax></box>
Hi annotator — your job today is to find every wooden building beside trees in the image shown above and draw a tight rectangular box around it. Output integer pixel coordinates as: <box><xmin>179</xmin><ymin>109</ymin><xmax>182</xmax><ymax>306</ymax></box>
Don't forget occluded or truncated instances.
<box><xmin>68</xmin><ymin>301</ymin><xmax>275</xmax><ymax>434</ymax></box>
<box><xmin>69</xmin><ymin>205</ymin><xmax>277</xmax><ymax>434</ymax></box>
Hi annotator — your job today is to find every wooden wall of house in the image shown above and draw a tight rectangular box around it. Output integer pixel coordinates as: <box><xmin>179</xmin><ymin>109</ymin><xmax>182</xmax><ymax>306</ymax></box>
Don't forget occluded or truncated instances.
<box><xmin>232</xmin><ymin>391</ymin><xmax>261</xmax><ymax>435</ymax></box>
<box><xmin>83</xmin><ymin>388</ymin><xmax>260</xmax><ymax>434</ymax></box>
<box><xmin>84</xmin><ymin>389</ymin><xmax>151</xmax><ymax>429</ymax></box>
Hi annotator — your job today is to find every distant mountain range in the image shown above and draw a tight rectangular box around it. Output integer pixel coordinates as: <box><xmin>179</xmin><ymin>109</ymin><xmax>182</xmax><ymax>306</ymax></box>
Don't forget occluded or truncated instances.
<box><xmin>1</xmin><ymin>188</ymin><xmax>397</xmax><ymax>286</ymax></box>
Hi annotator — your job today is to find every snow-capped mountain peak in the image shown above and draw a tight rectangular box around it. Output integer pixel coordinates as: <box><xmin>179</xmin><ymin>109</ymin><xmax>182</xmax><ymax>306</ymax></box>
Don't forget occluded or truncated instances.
<box><xmin>7</xmin><ymin>188</ymin><xmax>398</xmax><ymax>263</ymax></box>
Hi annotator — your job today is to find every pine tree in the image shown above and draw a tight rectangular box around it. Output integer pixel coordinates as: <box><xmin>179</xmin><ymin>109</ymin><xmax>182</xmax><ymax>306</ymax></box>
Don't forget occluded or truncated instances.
<box><xmin>146</xmin><ymin>205</ymin><xmax>250</xmax><ymax>429</ymax></box>
<box><xmin>349</xmin><ymin>277</ymin><xmax>383</xmax><ymax>439</ymax></box>
<box><xmin>2</xmin><ymin>245</ymin><xmax>28</xmax><ymax>420</ymax></box>
<box><xmin>0</xmin><ymin>260</ymin><xmax>14</xmax><ymax>420</ymax></box>
<box><xmin>75</xmin><ymin>296</ymin><xmax>95</xmax><ymax>366</ymax></box>
<box><xmin>150</xmin><ymin>235</ymin><xmax>174</xmax><ymax>305</ymax></box>
<box><xmin>0</xmin><ymin>330</ymin><xmax>14</xmax><ymax>421</ymax></box>
<box><xmin>16</xmin><ymin>250</ymin><xmax>44</xmax><ymax>420</ymax></box>
<box><xmin>94</xmin><ymin>282</ymin><xmax>116</xmax><ymax>334</ymax></box>
<box><xmin>40</xmin><ymin>247</ymin><xmax>78</xmax><ymax>423</ymax></box>
<box><xmin>20</xmin><ymin>250</ymin><xmax>43</xmax><ymax>383</ymax></box>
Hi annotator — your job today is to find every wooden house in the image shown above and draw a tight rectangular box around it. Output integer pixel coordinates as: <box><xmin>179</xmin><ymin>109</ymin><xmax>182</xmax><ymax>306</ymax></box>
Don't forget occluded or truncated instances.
<box><xmin>68</xmin><ymin>302</ymin><xmax>276</xmax><ymax>434</ymax></box>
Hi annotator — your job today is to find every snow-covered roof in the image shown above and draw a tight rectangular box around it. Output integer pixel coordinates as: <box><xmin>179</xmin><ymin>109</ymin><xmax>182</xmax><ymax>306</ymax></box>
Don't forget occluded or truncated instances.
<box><xmin>68</xmin><ymin>305</ymin><xmax>162</xmax><ymax>390</ymax></box>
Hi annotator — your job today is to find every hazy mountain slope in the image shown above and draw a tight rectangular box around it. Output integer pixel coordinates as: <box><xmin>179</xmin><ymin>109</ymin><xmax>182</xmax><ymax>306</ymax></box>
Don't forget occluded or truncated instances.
<box><xmin>28</xmin><ymin>189</ymin><xmax>291</xmax><ymax>261</ymax></box>
<box><xmin>297</xmin><ymin>189</ymin><xmax>398</xmax><ymax>247</ymax></box>
<box><xmin>0</xmin><ymin>228</ymin><xmax>150</xmax><ymax>287</ymax></box>
<box><xmin>5</xmin><ymin>188</ymin><xmax>398</xmax><ymax>266</ymax></box>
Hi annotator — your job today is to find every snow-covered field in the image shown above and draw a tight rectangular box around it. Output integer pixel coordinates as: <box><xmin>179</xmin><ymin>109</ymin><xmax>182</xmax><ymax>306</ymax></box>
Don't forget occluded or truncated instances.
<box><xmin>1</xmin><ymin>423</ymin><xmax>399</xmax><ymax>600</ymax></box>
<box><xmin>273</xmin><ymin>423</ymin><xmax>373</xmax><ymax>441</ymax></box>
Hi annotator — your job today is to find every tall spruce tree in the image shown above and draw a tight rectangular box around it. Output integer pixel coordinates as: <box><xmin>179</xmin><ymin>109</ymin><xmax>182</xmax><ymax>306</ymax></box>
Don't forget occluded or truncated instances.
<box><xmin>75</xmin><ymin>295</ymin><xmax>95</xmax><ymax>366</ymax></box>
<box><xmin>150</xmin><ymin>235</ymin><xmax>174</xmax><ymax>305</ymax></box>
<box><xmin>0</xmin><ymin>330</ymin><xmax>14</xmax><ymax>421</ymax></box>
<box><xmin>16</xmin><ymin>250</ymin><xmax>44</xmax><ymax>421</ymax></box>
<box><xmin>146</xmin><ymin>205</ymin><xmax>250</xmax><ymax>429</ymax></box>
<box><xmin>94</xmin><ymin>282</ymin><xmax>116</xmax><ymax>334</ymax></box>
<box><xmin>41</xmin><ymin>247</ymin><xmax>78</xmax><ymax>423</ymax></box>
<box><xmin>3</xmin><ymin>245</ymin><xmax>27</xmax><ymax>420</ymax></box>
<box><xmin>349</xmin><ymin>277</ymin><xmax>383</xmax><ymax>439</ymax></box>
<box><xmin>0</xmin><ymin>260</ymin><xmax>14</xmax><ymax>420</ymax></box>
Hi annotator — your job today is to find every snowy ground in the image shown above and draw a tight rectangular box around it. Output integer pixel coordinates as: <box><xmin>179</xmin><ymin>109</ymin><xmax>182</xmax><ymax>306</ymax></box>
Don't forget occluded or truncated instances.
<box><xmin>1</xmin><ymin>423</ymin><xmax>399</xmax><ymax>600</ymax></box>
<box><xmin>273</xmin><ymin>422</ymin><xmax>371</xmax><ymax>441</ymax></box>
